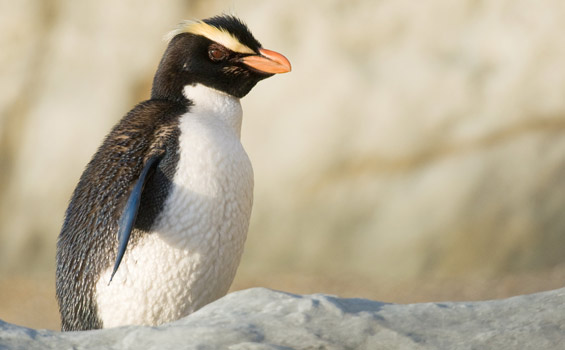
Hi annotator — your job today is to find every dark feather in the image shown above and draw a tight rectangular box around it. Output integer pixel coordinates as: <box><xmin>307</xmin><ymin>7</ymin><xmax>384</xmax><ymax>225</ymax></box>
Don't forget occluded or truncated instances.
<box><xmin>56</xmin><ymin>99</ymin><xmax>185</xmax><ymax>331</ymax></box>
<box><xmin>110</xmin><ymin>152</ymin><xmax>164</xmax><ymax>284</ymax></box>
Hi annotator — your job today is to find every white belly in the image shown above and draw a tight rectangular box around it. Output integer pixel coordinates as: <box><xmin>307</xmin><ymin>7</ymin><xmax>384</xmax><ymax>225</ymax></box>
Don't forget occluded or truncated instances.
<box><xmin>95</xmin><ymin>85</ymin><xmax>254</xmax><ymax>327</ymax></box>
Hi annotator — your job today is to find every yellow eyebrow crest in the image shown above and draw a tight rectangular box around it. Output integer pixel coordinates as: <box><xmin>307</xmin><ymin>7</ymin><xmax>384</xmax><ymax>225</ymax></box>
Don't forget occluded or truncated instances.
<box><xmin>166</xmin><ymin>20</ymin><xmax>255</xmax><ymax>55</ymax></box>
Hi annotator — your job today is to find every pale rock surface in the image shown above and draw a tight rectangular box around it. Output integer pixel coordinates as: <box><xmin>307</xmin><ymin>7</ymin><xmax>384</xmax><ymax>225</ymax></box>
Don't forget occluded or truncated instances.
<box><xmin>1</xmin><ymin>288</ymin><xmax>564</xmax><ymax>349</ymax></box>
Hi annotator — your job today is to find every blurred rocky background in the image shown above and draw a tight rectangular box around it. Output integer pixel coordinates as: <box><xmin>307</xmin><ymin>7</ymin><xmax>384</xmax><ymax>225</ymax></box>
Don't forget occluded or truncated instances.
<box><xmin>1</xmin><ymin>0</ymin><xmax>565</xmax><ymax>330</ymax></box>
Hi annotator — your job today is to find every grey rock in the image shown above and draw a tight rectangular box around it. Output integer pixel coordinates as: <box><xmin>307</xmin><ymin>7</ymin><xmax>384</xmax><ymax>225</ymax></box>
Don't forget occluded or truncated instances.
<box><xmin>1</xmin><ymin>287</ymin><xmax>564</xmax><ymax>349</ymax></box>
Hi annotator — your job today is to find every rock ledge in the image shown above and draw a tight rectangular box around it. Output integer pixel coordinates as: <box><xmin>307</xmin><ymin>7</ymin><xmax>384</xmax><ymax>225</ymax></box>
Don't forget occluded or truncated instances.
<box><xmin>1</xmin><ymin>287</ymin><xmax>564</xmax><ymax>349</ymax></box>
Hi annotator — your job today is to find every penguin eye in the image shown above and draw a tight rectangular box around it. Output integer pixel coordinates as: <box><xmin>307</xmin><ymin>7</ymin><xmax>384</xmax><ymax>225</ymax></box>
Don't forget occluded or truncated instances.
<box><xmin>208</xmin><ymin>46</ymin><xmax>228</xmax><ymax>62</ymax></box>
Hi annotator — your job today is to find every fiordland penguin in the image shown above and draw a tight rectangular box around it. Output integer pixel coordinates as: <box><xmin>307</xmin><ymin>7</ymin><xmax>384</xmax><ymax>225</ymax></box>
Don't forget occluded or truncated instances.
<box><xmin>55</xmin><ymin>15</ymin><xmax>291</xmax><ymax>331</ymax></box>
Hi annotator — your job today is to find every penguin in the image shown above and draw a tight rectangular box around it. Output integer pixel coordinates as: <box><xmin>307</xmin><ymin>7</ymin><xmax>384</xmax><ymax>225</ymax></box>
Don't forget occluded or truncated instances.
<box><xmin>55</xmin><ymin>15</ymin><xmax>291</xmax><ymax>331</ymax></box>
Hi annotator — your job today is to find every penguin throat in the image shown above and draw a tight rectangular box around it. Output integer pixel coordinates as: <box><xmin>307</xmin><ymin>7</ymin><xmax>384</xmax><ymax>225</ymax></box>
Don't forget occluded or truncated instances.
<box><xmin>183</xmin><ymin>84</ymin><xmax>243</xmax><ymax>137</ymax></box>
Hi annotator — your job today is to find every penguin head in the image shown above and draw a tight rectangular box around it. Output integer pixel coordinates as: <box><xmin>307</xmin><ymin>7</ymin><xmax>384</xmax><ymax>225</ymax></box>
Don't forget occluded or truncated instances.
<box><xmin>151</xmin><ymin>15</ymin><xmax>291</xmax><ymax>101</ymax></box>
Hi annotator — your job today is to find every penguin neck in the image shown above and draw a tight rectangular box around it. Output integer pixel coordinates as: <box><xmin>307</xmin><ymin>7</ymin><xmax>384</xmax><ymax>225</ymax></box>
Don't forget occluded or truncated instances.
<box><xmin>183</xmin><ymin>84</ymin><xmax>243</xmax><ymax>138</ymax></box>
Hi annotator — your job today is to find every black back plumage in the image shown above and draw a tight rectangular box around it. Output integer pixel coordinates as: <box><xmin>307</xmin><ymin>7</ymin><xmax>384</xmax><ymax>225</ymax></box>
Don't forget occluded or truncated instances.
<box><xmin>56</xmin><ymin>100</ymin><xmax>185</xmax><ymax>331</ymax></box>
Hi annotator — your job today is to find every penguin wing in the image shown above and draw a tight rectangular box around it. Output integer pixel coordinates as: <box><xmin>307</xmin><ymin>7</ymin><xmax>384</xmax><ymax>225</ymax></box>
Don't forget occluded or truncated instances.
<box><xmin>109</xmin><ymin>153</ymin><xmax>163</xmax><ymax>283</ymax></box>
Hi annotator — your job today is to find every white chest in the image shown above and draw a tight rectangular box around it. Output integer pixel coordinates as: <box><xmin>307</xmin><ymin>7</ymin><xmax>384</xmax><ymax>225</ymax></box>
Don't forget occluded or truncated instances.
<box><xmin>95</xmin><ymin>85</ymin><xmax>254</xmax><ymax>327</ymax></box>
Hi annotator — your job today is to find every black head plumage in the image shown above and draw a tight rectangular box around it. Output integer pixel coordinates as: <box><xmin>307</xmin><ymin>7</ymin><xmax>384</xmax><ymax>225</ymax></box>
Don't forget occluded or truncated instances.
<box><xmin>203</xmin><ymin>15</ymin><xmax>262</xmax><ymax>53</ymax></box>
<box><xmin>151</xmin><ymin>15</ymin><xmax>290</xmax><ymax>101</ymax></box>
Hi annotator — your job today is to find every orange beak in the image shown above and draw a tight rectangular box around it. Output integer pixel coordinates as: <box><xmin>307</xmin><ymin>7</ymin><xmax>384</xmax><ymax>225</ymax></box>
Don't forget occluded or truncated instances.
<box><xmin>241</xmin><ymin>48</ymin><xmax>292</xmax><ymax>74</ymax></box>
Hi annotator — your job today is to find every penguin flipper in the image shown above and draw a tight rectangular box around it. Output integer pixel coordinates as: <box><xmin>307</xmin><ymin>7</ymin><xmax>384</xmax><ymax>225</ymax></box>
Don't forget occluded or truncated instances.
<box><xmin>109</xmin><ymin>153</ymin><xmax>163</xmax><ymax>284</ymax></box>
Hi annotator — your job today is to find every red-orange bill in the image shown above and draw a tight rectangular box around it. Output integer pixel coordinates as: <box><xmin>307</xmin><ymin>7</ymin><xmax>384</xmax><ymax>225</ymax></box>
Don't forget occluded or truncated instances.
<box><xmin>241</xmin><ymin>48</ymin><xmax>291</xmax><ymax>74</ymax></box>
